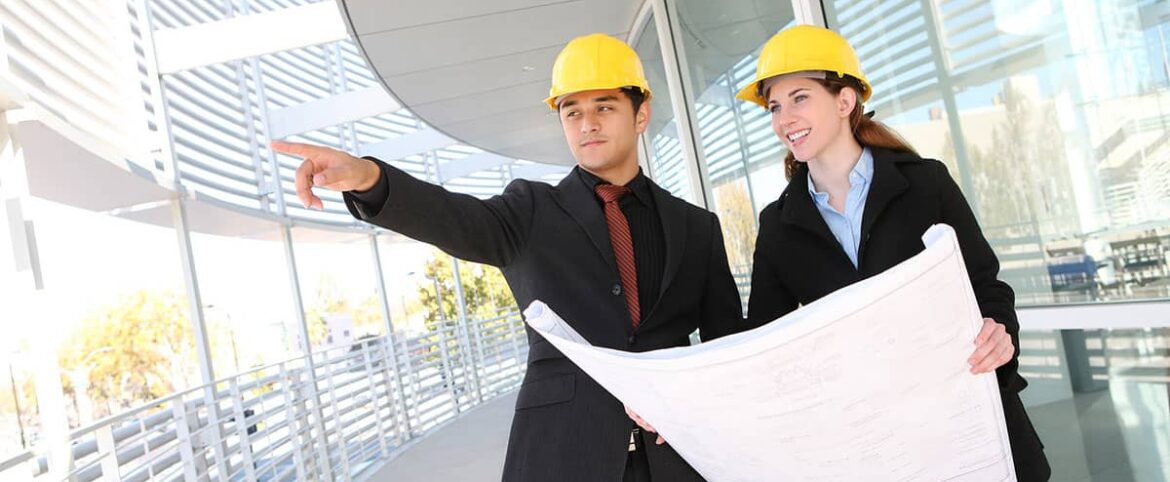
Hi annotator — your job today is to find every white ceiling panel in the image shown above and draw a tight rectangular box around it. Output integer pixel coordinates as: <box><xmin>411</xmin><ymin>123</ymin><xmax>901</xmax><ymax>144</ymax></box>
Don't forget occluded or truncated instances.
<box><xmin>339</xmin><ymin>0</ymin><xmax>644</xmax><ymax>167</ymax></box>
<box><xmin>381</xmin><ymin>45</ymin><xmax>562</xmax><ymax>105</ymax></box>
<box><xmin>344</xmin><ymin>0</ymin><xmax>567</xmax><ymax>36</ymax></box>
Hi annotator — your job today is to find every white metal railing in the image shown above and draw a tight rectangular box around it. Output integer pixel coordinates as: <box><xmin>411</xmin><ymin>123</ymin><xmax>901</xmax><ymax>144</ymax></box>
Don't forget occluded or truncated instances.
<box><xmin>0</xmin><ymin>310</ymin><xmax>529</xmax><ymax>482</ymax></box>
<box><xmin>146</xmin><ymin>0</ymin><xmax>520</xmax><ymax>224</ymax></box>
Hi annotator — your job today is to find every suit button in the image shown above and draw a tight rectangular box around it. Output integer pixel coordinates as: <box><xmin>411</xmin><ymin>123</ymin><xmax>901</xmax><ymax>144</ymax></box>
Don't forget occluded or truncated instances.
<box><xmin>611</xmin><ymin>283</ymin><xmax>622</xmax><ymax>296</ymax></box>
<box><xmin>627</xmin><ymin>335</ymin><xmax>636</xmax><ymax>345</ymax></box>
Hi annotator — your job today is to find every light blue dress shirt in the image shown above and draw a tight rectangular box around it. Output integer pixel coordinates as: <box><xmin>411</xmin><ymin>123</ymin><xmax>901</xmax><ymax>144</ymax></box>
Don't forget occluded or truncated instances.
<box><xmin>807</xmin><ymin>147</ymin><xmax>874</xmax><ymax>268</ymax></box>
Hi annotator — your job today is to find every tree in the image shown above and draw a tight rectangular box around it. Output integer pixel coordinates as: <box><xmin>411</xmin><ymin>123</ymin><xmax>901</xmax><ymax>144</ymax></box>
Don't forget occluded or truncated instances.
<box><xmin>417</xmin><ymin>250</ymin><xmax>516</xmax><ymax>329</ymax></box>
<box><xmin>303</xmin><ymin>274</ymin><xmax>386</xmax><ymax>348</ymax></box>
<box><xmin>713</xmin><ymin>180</ymin><xmax>758</xmax><ymax>274</ymax></box>
<box><xmin>967</xmin><ymin>82</ymin><xmax>1077</xmax><ymax>238</ymax></box>
<box><xmin>58</xmin><ymin>290</ymin><xmax>197</xmax><ymax>420</ymax></box>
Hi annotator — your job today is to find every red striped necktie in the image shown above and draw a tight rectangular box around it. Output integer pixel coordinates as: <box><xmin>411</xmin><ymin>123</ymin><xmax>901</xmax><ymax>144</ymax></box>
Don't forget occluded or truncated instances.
<box><xmin>594</xmin><ymin>184</ymin><xmax>640</xmax><ymax>329</ymax></box>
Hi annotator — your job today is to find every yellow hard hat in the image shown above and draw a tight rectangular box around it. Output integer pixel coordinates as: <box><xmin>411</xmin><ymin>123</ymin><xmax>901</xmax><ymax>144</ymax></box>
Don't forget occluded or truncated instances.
<box><xmin>736</xmin><ymin>25</ymin><xmax>871</xmax><ymax>108</ymax></box>
<box><xmin>545</xmin><ymin>33</ymin><xmax>652</xmax><ymax>110</ymax></box>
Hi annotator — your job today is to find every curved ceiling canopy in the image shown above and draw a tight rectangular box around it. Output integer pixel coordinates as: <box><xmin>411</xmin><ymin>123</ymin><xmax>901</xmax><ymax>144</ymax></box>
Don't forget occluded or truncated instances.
<box><xmin>338</xmin><ymin>0</ymin><xmax>793</xmax><ymax>167</ymax></box>
<box><xmin>338</xmin><ymin>0</ymin><xmax>644</xmax><ymax>166</ymax></box>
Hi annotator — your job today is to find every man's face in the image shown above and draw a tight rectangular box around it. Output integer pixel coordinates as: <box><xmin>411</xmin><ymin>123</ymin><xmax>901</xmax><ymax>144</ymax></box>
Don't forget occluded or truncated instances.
<box><xmin>558</xmin><ymin>89</ymin><xmax>649</xmax><ymax>176</ymax></box>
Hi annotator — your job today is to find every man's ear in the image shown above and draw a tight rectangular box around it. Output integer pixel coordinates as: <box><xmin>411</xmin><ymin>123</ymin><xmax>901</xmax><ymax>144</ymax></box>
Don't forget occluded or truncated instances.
<box><xmin>635</xmin><ymin>101</ymin><xmax>651</xmax><ymax>135</ymax></box>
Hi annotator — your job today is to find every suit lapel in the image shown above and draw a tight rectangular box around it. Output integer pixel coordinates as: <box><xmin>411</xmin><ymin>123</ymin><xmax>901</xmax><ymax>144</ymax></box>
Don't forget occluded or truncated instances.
<box><xmin>552</xmin><ymin>167</ymin><xmax>618</xmax><ymax>274</ymax></box>
<box><xmin>859</xmin><ymin>148</ymin><xmax>910</xmax><ymax>240</ymax></box>
<box><xmin>779</xmin><ymin>168</ymin><xmax>839</xmax><ymax>246</ymax></box>
<box><xmin>640</xmin><ymin>179</ymin><xmax>688</xmax><ymax>328</ymax></box>
<box><xmin>651</xmin><ymin>180</ymin><xmax>687</xmax><ymax>300</ymax></box>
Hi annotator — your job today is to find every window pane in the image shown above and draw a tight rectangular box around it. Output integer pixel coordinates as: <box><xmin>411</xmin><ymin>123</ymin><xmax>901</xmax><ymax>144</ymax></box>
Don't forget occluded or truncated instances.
<box><xmin>673</xmin><ymin>1</ymin><xmax>798</xmax><ymax>305</ymax></box>
<box><xmin>290</xmin><ymin>228</ymin><xmax>386</xmax><ymax>352</ymax></box>
<box><xmin>635</xmin><ymin>16</ymin><xmax>696</xmax><ymax>204</ymax></box>
<box><xmin>0</xmin><ymin>198</ymin><xmax>194</xmax><ymax>443</ymax></box>
<box><xmin>191</xmin><ymin>227</ymin><xmax>299</xmax><ymax>375</ymax></box>
<box><xmin>828</xmin><ymin>0</ymin><xmax>1170</xmax><ymax>306</ymax></box>
<box><xmin>1017</xmin><ymin>325</ymin><xmax>1170</xmax><ymax>480</ymax></box>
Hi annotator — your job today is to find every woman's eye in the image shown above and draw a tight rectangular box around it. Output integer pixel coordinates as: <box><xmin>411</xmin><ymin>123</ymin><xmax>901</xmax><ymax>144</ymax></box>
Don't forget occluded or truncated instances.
<box><xmin>794</xmin><ymin>95</ymin><xmax>807</xmax><ymax>103</ymax></box>
<box><xmin>769</xmin><ymin>105</ymin><xmax>780</xmax><ymax>114</ymax></box>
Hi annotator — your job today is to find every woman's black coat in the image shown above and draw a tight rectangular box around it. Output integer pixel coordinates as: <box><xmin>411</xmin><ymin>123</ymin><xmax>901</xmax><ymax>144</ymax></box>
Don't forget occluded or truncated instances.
<box><xmin>747</xmin><ymin>146</ymin><xmax>1050</xmax><ymax>480</ymax></box>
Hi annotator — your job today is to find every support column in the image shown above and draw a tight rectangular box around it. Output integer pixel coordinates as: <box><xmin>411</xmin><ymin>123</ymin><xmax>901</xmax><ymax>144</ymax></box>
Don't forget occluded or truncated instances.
<box><xmin>650</xmin><ymin>0</ymin><xmax>713</xmax><ymax>208</ymax></box>
<box><xmin>368</xmin><ymin>234</ymin><xmax>412</xmax><ymax>437</ymax></box>
<box><xmin>919</xmin><ymin>0</ymin><xmax>980</xmax><ymax>219</ymax></box>
<box><xmin>281</xmin><ymin>226</ymin><xmax>335</xmax><ymax>481</ymax></box>
<box><xmin>450</xmin><ymin>257</ymin><xmax>484</xmax><ymax>403</ymax></box>
<box><xmin>2</xmin><ymin>112</ymin><xmax>73</xmax><ymax>479</ymax></box>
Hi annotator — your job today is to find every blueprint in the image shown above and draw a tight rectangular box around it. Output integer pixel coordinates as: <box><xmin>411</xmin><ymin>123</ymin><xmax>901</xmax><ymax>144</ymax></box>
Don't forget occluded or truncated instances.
<box><xmin>524</xmin><ymin>225</ymin><xmax>1016</xmax><ymax>481</ymax></box>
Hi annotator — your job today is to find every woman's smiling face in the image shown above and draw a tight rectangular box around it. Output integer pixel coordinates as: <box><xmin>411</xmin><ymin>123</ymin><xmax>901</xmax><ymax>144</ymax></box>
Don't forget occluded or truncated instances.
<box><xmin>767</xmin><ymin>76</ymin><xmax>855</xmax><ymax>162</ymax></box>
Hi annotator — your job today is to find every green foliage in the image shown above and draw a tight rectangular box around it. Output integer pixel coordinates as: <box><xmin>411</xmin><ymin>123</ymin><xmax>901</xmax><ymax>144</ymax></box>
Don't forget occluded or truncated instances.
<box><xmin>713</xmin><ymin>180</ymin><xmax>758</xmax><ymax>271</ymax></box>
<box><xmin>303</xmin><ymin>274</ymin><xmax>386</xmax><ymax>348</ymax></box>
<box><xmin>58</xmin><ymin>290</ymin><xmax>195</xmax><ymax>417</ymax></box>
<box><xmin>416</xmin><ymin>250</ymin><xmax>516</xmax><ymax>330</ymax></box>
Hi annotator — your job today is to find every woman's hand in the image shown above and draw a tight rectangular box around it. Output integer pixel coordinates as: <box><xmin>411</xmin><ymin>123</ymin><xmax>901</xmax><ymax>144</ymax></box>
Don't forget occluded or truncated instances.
<box><xmin>968</xmin><ymin>318</ymin><xmax>1014</xmax><ymax>374</ymax></box>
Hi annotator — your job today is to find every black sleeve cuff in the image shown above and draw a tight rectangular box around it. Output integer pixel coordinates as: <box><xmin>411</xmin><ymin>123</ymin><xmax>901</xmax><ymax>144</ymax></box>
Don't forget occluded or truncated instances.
<box><xmin>346</xmin><ymin>157</ymin><xmax>390</xmax><ymax>208</ymax></box>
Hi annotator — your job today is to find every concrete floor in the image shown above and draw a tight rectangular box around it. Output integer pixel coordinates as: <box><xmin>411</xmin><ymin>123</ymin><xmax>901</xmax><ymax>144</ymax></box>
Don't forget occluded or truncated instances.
<box><xmin>364</xmin><ymin>392</ymin><xmax>516</xmax><ymax>482</ymax></box>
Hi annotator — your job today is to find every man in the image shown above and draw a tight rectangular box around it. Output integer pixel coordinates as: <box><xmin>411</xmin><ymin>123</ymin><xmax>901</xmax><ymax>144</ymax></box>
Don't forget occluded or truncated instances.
<box><xmin>273</xmin><ymin>33</ymin><xmax>741</xmax><ymax>482</ymax></box>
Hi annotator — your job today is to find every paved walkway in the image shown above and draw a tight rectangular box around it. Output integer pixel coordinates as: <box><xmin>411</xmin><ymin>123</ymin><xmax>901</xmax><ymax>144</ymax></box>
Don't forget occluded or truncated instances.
<box><xmin>365</xmin><ymin>392</ymin><xmax>516</xmax><ymax>482</ymax></box>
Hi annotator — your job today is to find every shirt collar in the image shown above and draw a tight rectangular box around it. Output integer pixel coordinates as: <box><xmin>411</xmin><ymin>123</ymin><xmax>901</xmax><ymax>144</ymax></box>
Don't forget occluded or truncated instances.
<box><xmin>807</xmin><ymin>147</ymin><xmax>874</xmax><ymax>201</ymax></box>
<box><xmin>577</xmin><ymin>167</ymin><xmax>653</xmax><ymax>206</ymax></box>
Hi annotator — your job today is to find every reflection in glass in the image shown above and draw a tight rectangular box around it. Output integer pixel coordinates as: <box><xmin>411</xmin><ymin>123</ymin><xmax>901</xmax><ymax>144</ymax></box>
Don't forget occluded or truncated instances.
<box><xmin>826</xmin><ymin>0</ymin><xmax>1170</xmax><ymax>306</ymax></box>
<box><xmin>670</xmin><ymin>0</ymin><xmax>798</xmax><ymax>303</ymax></box>
<box><xmin>1019</xmin><ymin>326</ymin><xmax>1170</xmax><ymax>480</ymax></box>
<box><xmin>634</xmin><ymin>16</ymin><xmax>694</xmax><ymax>204</ymax></box>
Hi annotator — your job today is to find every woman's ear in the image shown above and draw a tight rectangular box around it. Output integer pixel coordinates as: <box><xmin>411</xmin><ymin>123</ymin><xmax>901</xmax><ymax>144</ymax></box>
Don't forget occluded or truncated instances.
<box><xmin>837</xmin><ymin>88</ymin><xmax>858</xmax><ymax>118</ymax></box>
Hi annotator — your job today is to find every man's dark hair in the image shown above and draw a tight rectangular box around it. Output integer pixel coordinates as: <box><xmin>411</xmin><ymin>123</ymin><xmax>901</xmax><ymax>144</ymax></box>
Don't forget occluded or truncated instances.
<box><xmin>620</xmin><ymin>86</ymin><xmax>647</xmax><ymax>114</ymax></box>
<box><xmin>556</xmin><ymin>87</ymin><xmax>647</xmax><ymax>119</ymax></box>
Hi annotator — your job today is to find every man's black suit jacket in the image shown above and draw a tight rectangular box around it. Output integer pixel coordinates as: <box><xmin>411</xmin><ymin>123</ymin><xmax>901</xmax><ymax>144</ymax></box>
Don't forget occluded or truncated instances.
<box><xmin>344</xmin><ymin>160</ymin><xmax>743</xmax><ymax>481</ymax></box>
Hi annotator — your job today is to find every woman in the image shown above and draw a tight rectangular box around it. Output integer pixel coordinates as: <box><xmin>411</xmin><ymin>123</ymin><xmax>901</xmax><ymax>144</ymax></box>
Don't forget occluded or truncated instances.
<box><xmin>738</xmin><ymin>25</ymin><xmax>1050</xmax><ymax>480</ymax></box>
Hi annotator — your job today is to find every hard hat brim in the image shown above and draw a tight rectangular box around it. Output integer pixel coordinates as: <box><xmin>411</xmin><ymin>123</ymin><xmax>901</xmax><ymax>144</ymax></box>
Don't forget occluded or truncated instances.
<box><xmin>545</xmin><ymin>86</ymin><xmax>653</xmax><ymax>111</ymax></box>
<box><xmin>736</xmin><ymin>71</ymin><xmax>872</xmax><ymax>109</ymax></box>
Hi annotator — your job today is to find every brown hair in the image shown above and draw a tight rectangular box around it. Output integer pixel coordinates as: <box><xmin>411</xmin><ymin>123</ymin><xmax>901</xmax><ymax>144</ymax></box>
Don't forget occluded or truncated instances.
<box><xmin>772</xmin><ymin>77</ymin><xmax>917</xmax><ymax>180</ymax></box>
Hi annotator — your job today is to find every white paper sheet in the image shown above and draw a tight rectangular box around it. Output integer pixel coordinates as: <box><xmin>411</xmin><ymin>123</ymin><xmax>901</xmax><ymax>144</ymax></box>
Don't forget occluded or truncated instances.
<box><xmin>523</xmin><ymin>224</ymin><xmax>1016</xmax><ymax>481</ymax></box>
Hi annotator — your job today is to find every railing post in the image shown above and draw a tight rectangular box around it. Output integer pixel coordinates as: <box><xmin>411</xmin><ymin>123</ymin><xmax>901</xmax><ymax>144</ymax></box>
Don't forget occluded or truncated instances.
<box><xmin>95</xmin><ymin>425</ymin><xmax>120</xmax><ymax>481</ymax></box>
<box><xmin>170</xmin><ymin>398</ymin><xmax>201</xmax><ymax>482</ymax></box>
<box><xmin>435</xmin><ymin>326</ymin><xmax>460</xmax><ymax>415</ymax></box>
<box><xmin>449</xmin><ymin>258</ymin><xmax>484</xmax><ymax>404</ymax></box>
<box><xmin>229</xmin><ymin>379</ymin><xmax>258</xmax><ymax>481</ymax></box>
<box><xmin>278</xmin><ymin>364</ymin><xmax>309</xmax><ymax>481</ymax></box>
<box><xmin>397</xmin><ymin>334</ymin><xmax>417</xmax><ymax>439</ymax></box>
<box><xmin>361</xmin><ymin>343</ymin><xmax>392</xmax><ymax>458</ymax></box>
<box><xmin>471</xmin><ymin>316</ymin><xmax>490</xmax><ymax>396</ymax></box>
<box><xmin>367</xmin><ymin>235</ymin><xmax>413</xmax><ymax>444</ymax></box>
<box><xmin>322</xmin><ymin>351</ymin><xmax>352</xmax><ymax>481</ymax></box>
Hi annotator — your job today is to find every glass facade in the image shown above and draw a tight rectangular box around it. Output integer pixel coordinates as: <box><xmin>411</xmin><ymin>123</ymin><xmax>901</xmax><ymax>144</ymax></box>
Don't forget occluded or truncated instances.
<box><xmin>1019</xmin><ymin>327</ymin><xmax>1170</xmax><ymax>480</ymax></box>
<box><xmin>634</xmin><ymin>18</ymin><xmax>697</xmax><ymax>205</ymax></box>
<box><xmin>826</xmin><ymin>0</ymin><xmax>1170</xmax><ymax>305</ymax></box>
<box><xmin>1</xmin><ymin>0</ymin><xmax>1168</xmax><ymax>479</ymax></box>
<box><xmin>191</xmin><ymin>230</ymin><xmax>300</xmax><ymax>374</ymax></box>
<box><xmin>641</xmin><ymin>1</ymin><xmax>1170</xmax><ymax>478</ymax></box>
<box><xmin>674</xmin><ymin>1</ymin><xmax>798</xmax><ymax>300</ymax></box>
